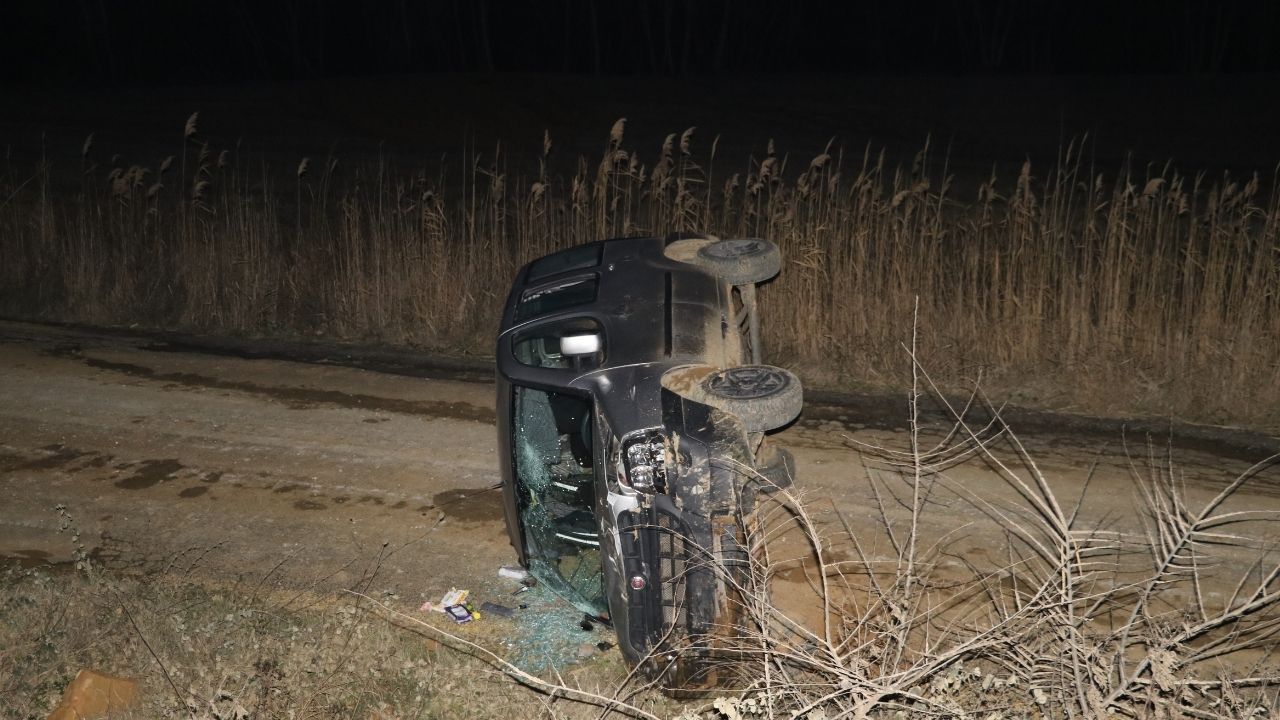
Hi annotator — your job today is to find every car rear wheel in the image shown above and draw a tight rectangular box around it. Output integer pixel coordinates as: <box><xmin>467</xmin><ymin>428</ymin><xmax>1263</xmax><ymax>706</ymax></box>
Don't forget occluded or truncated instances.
<box><xmin>664</xmin><ymin>237</ymin><xmax>781</xmax><ymax>285</ymax></box>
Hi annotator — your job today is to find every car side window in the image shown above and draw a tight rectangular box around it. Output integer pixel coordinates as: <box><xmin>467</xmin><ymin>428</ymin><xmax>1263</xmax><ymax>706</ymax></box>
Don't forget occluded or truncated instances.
<box><xmin>512</xmin><ymin>317</ymin><xmax>604</xmax><ymax>370</ymax></box>
<box><xmin>516</xmin><ymin>275</ymin><xmax>598</xmax><ymax>321</ymax></box>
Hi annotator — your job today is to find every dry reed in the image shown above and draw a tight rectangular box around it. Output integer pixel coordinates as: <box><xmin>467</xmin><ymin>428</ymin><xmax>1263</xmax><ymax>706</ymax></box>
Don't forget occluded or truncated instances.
<box><xmin>1</xmin><ymin>117</ymin><xmax>1277</xmax><ymax>428</ymax></box>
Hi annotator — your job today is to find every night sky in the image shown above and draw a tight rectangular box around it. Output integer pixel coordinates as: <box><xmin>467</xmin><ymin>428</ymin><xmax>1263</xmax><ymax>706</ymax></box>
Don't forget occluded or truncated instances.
<box><xmin>3</xmin><ymin>0</ymin><xmax>1279</xmax><ymax>86</ymax></box>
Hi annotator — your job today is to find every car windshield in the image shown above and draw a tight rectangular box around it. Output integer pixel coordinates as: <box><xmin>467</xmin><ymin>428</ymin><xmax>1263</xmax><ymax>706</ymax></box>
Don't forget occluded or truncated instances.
<box><xmin>511</xmin><ymin>384</ymin><xmax>607</xmax><ymax>616</ymax></box>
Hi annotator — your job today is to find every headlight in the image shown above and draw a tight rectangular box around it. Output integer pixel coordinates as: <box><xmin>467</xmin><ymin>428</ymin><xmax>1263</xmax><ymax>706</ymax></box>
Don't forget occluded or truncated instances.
<box><xmin>622</xmin><ymin>433</ymin><xmax>669</xmax><ymax>493</ymax></box>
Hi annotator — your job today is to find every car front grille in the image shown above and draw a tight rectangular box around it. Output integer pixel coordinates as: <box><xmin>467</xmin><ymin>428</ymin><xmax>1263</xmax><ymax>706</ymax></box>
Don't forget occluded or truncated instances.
<box><xmin>655</xmin><ymin>510</ymin><xmax>688</xmax><ymax>636</ymax></box>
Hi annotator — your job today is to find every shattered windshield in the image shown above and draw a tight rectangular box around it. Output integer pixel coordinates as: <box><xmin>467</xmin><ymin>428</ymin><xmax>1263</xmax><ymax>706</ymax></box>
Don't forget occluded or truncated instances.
<box><xmin>511</xmin><ymin>385</ymin><xmax>607</xmax><ymax>616</ymax></box>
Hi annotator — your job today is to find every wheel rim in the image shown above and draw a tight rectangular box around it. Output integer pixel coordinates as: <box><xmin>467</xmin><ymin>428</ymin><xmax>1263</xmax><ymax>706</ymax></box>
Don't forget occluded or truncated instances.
<box><xmin>698</xmin><ymin>238</ymin><xmax>769</xmax><ymax>261</ymax></box>
<box><xmin>705</xmin><ymin>366</ymin><xmax>790</xmax><ymax>400</ymax></box>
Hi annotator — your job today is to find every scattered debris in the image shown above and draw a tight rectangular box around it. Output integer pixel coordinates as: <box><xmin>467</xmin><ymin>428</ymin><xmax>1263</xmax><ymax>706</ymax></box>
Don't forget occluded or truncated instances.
<box><xmin>497</xmin><ymin>582</ymin><xmax>615</xmax><ymax>671</ymax></box>
<box><xmin>48</xmin><ymin>669</ymin><xmax>139</xmax><ymax>720</ymax></box>
<box><xmin>421</xmin><ymin>587</ymin><xmax>480</xmax><ymax>622</ymax></box>
<box><xmin>445</xmin><ymin>604</ymin><xmax>477</xmax><ymax>624</ymax></box>
<box><xmin>480</xmin><ymin>601</ymin><xmax>515</xmax><ymax>618</ymax></box>
<box><xmin>498</xmin><ymin>565</ymin><xmax>529</xmax><ymax>582</ymax></box>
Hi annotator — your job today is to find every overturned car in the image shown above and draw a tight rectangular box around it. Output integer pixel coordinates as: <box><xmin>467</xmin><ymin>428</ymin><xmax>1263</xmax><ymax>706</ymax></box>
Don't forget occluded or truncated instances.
<box><xmin>496</xmin><ymin>234</ymin><xmax>802</xmax><ymax>686</ymax></box>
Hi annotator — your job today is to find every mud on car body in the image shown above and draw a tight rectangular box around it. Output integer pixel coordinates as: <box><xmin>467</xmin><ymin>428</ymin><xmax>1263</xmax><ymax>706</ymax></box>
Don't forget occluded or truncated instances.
<box><xmin>495</xmin><ymin>234</ymin><xmax>801</xmax><ymax>687</ymax></box>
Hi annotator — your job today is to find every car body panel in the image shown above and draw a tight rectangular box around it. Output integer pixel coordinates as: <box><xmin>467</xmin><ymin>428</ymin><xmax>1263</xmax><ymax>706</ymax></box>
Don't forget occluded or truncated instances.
<box><xmin>496</xmin><ymin>235</ymin><xmax>759</xmax><ymax>681</ymax></box>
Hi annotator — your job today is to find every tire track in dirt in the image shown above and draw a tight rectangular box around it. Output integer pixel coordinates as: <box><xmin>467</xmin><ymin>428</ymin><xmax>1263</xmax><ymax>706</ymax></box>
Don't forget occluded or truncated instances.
<box><xmin>42</xmin><ymin>344</ymin><xmax>494</xmax><ymax>423</ymax></box>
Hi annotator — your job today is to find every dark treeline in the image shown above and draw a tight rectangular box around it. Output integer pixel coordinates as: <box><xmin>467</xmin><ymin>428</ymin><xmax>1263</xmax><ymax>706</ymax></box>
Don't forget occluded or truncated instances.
<box><xmin>4</xmin><ymin>0</ymin><xmax>1279</xmax><ymax>85</ymax></box>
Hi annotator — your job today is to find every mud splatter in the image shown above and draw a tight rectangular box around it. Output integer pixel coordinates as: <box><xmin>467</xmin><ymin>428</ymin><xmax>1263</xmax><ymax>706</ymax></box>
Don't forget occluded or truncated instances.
<box><xmin>356</xmin><ymin>495</ymin><xmax>384</xmax><ymax>505</ymax></box>
<box><xmin>391</xmin><ymin>500</ymin><xmax>408</xmax><ymax>509</ymax></box>
<box><xmin>201</xmin><ymin>471</ymin><xmax>223</xmax><ymax>484</ymax></box>
<box><xmin>115</xmin><ymin>458</ymin><xmax>184</xmax><ymax>489</ymax></box>
<box><xmin>273</xmin><ymin>483</ymin><xmax>305</xmax><ymax>494</ymax></box>
<box><xmin>432</xmin><ymin>487</ymin><xmax>503</xmax><ymax>523</ymax></box>
<box><xmin>294</xmin><ymin>499</ymin><xmax>326</xmax><ymax>510</ymax></box>
<box><xmin>179</xmin><ymin>486</ymin><xmax>209</xmax><ymax>498</ymax></box>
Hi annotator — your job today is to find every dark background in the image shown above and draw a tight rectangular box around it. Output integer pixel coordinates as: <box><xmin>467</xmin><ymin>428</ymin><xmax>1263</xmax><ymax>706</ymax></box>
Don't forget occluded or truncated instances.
<box><xmin>1</xmin><ymin>1</ymin><xmax>1275</xmax><ymax>189</ymax></box>
<box><xmin>4</xmin><ymin>0</ymin><xmax>1279</xmax><ymax>86</ymax></box>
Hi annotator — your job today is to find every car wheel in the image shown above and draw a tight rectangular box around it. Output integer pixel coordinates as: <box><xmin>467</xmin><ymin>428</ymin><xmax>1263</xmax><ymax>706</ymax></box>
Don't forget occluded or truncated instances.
<box><xmin>694</xmin><ymin>238</ymin><xmax>781</xmax><ymax>285</ymax></box>
<box><xmin>754</xmin><ymin>443</ymin><xmax>795</xmax><ymax>491</ymax></box>
<box><xmin>663</xmin><ymin>237</ymin><xmax>781</xmax><ymax>285</ymax></box>
<box><xmin>665</xmin><ymin>364</ymin><xmax>802</xmax><ymax>433</ymax></box>
<box><xmin>702</xmin><ymin>364</ymin><xmax>802</xmax><ymax>432</ymax></box>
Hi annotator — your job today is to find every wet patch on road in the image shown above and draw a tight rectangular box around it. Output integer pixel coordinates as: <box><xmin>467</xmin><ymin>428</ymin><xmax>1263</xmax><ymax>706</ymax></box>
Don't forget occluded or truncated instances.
<box><xmin>1</xmin><ymin>444</ymin><xmax>95</xmax><ymax>472</ymax></box>
<box><xmin>115</xmin><ymin>458</ymin><xmax>184</xmax><ymax>489</ymax></box>
<box><xmin>79</xmin><ymin>455</ymin><xmax>113</xmax><ymax>470</ymax></box>
<box><xmin>432</xmin><ymin>486</ymin><xmax>503</xmax><ymax>523</ymax></box>
<box><xmin>0</xmin><ymin>549</ymin><xmax>52</xmax><ymax>569</ymax></box>
<box><xmin>43</xmin><ymin>346</ymin><xmax>495</xmax><ymax>424</ymax></box>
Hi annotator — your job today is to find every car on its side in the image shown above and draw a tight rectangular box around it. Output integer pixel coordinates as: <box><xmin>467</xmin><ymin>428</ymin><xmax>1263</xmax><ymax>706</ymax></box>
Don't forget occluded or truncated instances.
<box><xmin>495</xmin><ymin>233</ymin><xmax>801</xmax><ymax>687</ymax></box>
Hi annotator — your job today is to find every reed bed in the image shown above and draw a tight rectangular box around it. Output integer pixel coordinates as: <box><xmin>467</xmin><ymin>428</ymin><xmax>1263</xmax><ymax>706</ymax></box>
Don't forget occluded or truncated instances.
<box><xmin>2</xmin><ymin>116</ymin><xmax>1277</xmax><ymax>428</ymax></box>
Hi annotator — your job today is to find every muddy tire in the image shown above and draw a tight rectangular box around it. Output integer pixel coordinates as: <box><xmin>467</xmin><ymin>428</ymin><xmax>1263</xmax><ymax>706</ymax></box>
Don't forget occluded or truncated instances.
<box><xmin>702</xmin><ymin>365</ymin><xmax>802</xmax><ymax>432</ymax></box>
<box><xmin>664</xmin><ymin>364</ymin><xmax>802</xmax><ymax>433</ymax></box>
<box><xmin>664</xmin><ymin>237</ymin><xmax>781</xmax><ymax>285</ymax></box>
<box><xmin>754</xmin><ymin>444</ymin><xmax>795</xmax><ymax>491</ymax></box>
<box><xmin>695</xmin><ymin>238</ymin><xmax>781</xmax><ymax>285</ymax></box>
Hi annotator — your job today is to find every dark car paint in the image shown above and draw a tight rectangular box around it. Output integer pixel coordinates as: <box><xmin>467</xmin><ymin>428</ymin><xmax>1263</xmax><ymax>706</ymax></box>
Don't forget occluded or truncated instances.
<box><xmin>496</xmin><ymin>236</ymin><xmax>750</xmax><ymax>676</ymax></box>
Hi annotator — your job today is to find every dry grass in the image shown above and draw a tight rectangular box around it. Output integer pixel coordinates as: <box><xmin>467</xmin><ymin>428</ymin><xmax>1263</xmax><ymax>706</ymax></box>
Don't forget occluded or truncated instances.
<box><xmin>0</xmin><ymin>540</ymin><xmax>671</xmax><ymax>720</ymax></box>
<box><xmin>427</xmin><ymin>343</ymin><xmax>1279</xmax><ymax>719</ymax></box>
<box><xmin>4</xmin><ymin>350</ymin><xmax>1277</xmax><ymax>719</ymax></box>
<box><xmin>681</xmin><ymin>351</ymin><xmax>1280</xmax><ymax>718</ymax></box>
<box><xmin>1</xmin><ymin>118</ymin><xmax>1278</xmax><ymax>428</ymax></box>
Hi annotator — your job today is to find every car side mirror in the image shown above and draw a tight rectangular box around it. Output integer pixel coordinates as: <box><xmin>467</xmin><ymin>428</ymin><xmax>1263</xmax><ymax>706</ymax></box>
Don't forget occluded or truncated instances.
<box><xmin>560</xmin><ymin>333</ymin><xmax>601</xmax><ymax>356</ymax></box>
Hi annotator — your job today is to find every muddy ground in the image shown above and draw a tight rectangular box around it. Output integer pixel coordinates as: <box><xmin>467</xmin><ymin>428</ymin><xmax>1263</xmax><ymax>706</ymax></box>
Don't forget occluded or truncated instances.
<box><xmin>2</xmin><ymin>319</ymin><xmax>1278</xmax><ymax>661</ymax></box>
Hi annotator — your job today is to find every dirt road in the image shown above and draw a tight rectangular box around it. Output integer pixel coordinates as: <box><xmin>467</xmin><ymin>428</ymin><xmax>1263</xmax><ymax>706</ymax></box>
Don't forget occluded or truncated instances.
<box><xmin>1</xmin><ymin>319</ymin><xmax>1277</xmax><ymax>623</ymax></box>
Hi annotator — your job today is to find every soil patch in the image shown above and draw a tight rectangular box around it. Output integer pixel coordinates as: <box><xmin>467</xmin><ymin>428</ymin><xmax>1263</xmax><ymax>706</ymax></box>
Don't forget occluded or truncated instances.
<box><xmin>433</xmin><ymin>487</ymin><xmax>503</xmax><ymax>523</ymax></box>
<box><xmin>114</xmin><ymin>458</ymin><xmax>184</xmax><ymax>489</ymax></box>
<box><xmin>40</xmin><ymin>344</ymin><xmax>494</xmax><ymax>423</ymax></box>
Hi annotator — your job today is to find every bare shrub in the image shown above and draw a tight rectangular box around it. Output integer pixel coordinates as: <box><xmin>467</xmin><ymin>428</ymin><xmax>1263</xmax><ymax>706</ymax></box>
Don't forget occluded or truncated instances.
<box><xmin>378</xmin><ymin>336</ymin><xmax>1280</xmax><ymax>719</ymax></box>
<box><xmin>659</xmin><ymin>341</ymin><xmax>1280</xmax><ymax>718</ymax></box>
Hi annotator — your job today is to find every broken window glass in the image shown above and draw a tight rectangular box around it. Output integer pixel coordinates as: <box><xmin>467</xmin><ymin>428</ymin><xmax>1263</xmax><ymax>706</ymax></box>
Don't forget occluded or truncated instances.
<box><xmin>511</xmin><ymin>384</ymin><xmax>607</xmax><ymax>616</ymax></box>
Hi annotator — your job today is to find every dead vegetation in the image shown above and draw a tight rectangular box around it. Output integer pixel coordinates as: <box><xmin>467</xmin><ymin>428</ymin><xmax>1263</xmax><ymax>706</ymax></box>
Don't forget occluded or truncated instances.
<box><xmin>3</xmin><ymin>348</ymin><xmax>1278</xmax><ymax>718</ymax></box>
<box><xmin>0</xmin><ymin>535</ymin><xmax>662</xmax><ymax>720</ymax></box>
<box><xmin>398</xmin><ymin>343</ymin><xmax>1280</xmax><ymax>719</ymax></box>
<box><xmin>2</xmin><ymin>117</ymin><xmax>1278</xmax><ymax>429</ymax></box>
<box><xmin>681</xmin><ymin>348</ymin><xmax>1280</xmax><ymax>718</ymax></box>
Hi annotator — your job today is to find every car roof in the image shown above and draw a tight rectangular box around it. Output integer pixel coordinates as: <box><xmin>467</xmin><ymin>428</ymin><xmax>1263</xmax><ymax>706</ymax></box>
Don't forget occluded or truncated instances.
<box><xmin>496</xmin><ymin>236</ymin><xmax>738</xmax><ymax>435</ymax></box>
<box><xmin>496</xmin><ymin>236</ymin><xmax>730</xmax><ymax>372</ymax></box>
